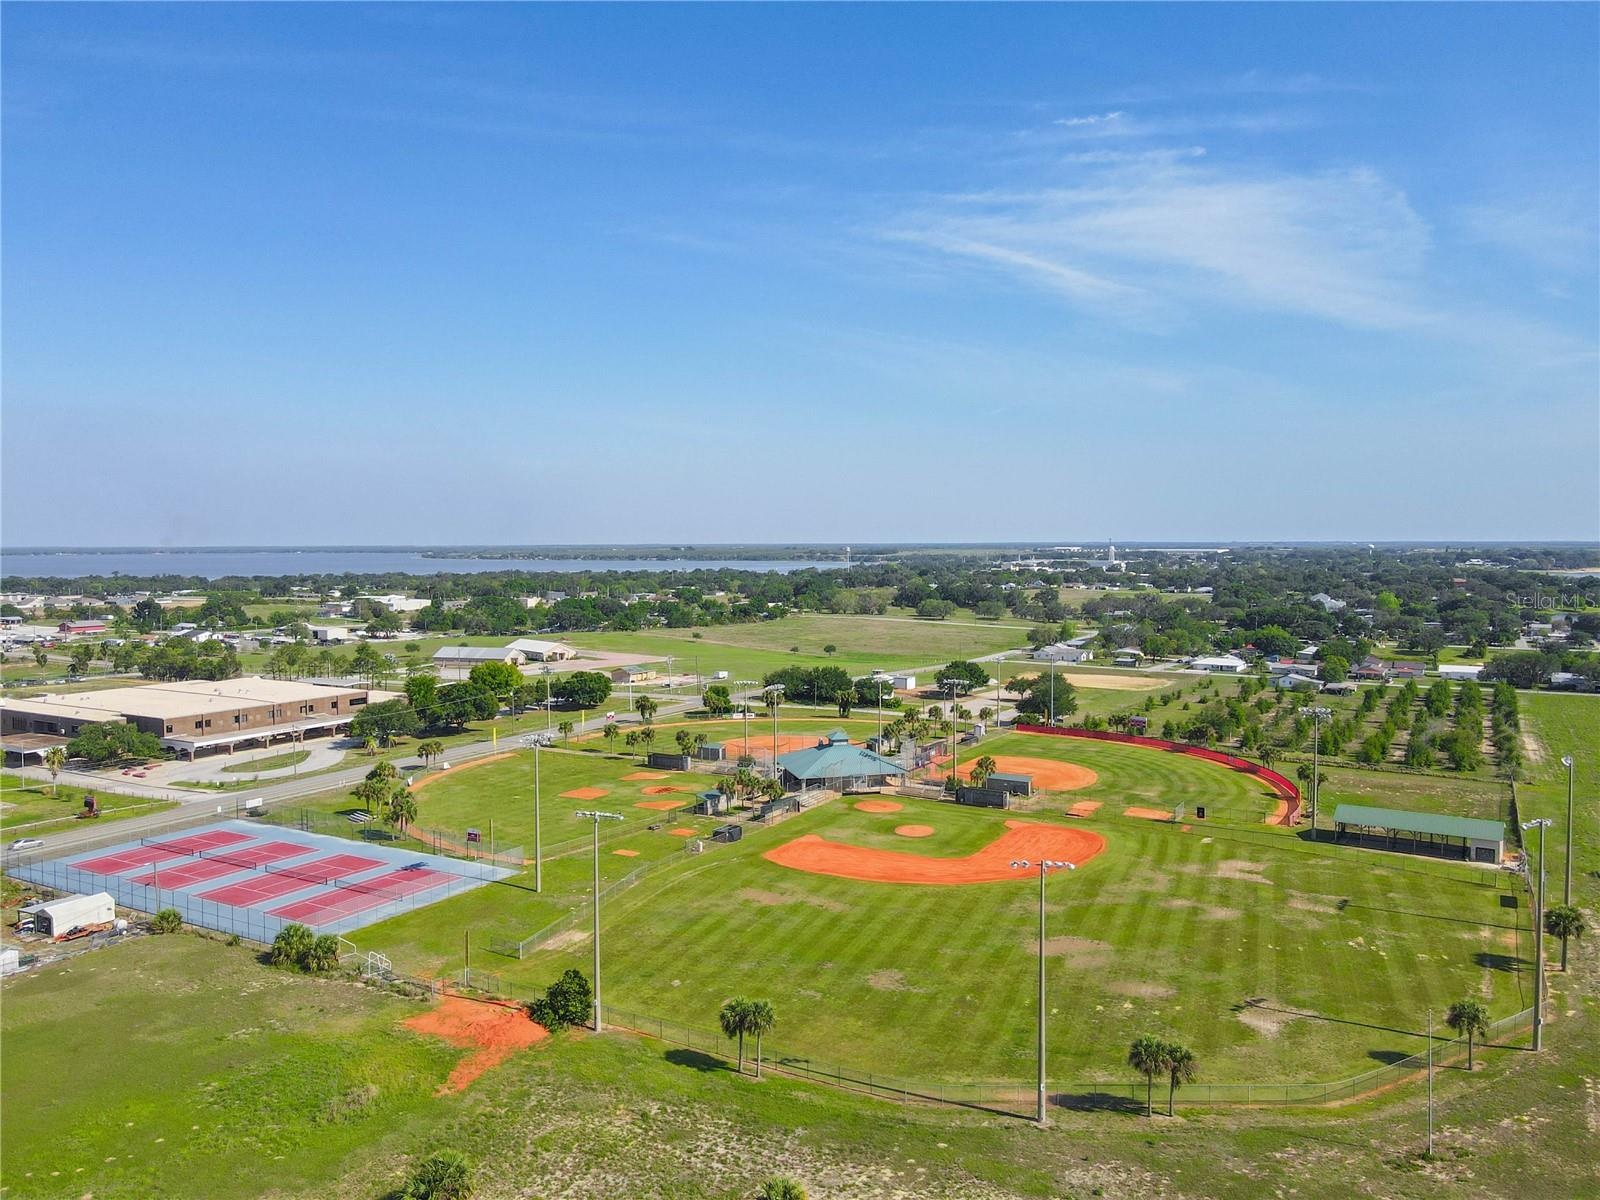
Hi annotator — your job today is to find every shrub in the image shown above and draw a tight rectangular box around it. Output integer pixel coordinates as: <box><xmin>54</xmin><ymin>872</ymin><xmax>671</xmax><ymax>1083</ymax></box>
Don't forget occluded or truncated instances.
<box><xmin>306</xmin><ymin>933</ymin><xmax>341</xmax><ymax>972</ymax></box>
<box><xmin>402</xmin><ymin>1150</ymin><xmax>473</xmax><ymax>1199</ymax></box>
<box><xmin>270</xmin><ymin>922</ymin><xmax>315</xmax><ymax>968</ymax></box>
<box><xmin>151</xmin><ymin>908</ymin><xmax>182</xmax><ymax>934</ymax></box>
<box><xmin>758</xmin><ymin>1178</ymin><xmax>806</xmax><ymax>1200</ymax></box>
<box><xmin>526</xmin><ymin>968</ymin><xmax>593</xmax><ymax>1032</ymax></box>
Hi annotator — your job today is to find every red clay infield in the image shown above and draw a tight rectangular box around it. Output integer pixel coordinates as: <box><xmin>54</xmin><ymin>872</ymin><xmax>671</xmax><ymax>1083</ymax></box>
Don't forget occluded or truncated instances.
<box><xmin>668</xmin><ymin>827</ymin><xmax>697</xmax><ymax>837</ymax></box>
<box><xmin>852</xmin><ymin>799</ymin><xmax>903</xmax><ymax>813</ymax></box>
<box><xmin>1123</xmin><ymin>806</ymin><xmax>1173</xmax><ymax>821</ymax></box>
<box><xmin>561</xmin><ymin>786</ymin><xmax>609</xmax><ymax>800</ymax></box>
<box><xmin>894</xmin><ymin>824</ymin><xmax>935</xmax><ymax>838</ymax></box>
<box><xmin>641</xmin><ymin>785</ymin><xmax>691</xmax><ymax>795</ymax></box>
<box><xmin>722</xmin><ymin>733</ymin><xmax>828</xmax><ymax>758</ymax></box>
<box><xmin>634</xmin><ymin>798</ymin><xmax>685</xmax><ymax>811</ymax></box>
<box><xmin>403</xmin><ymin>996</ymin><xmax>548</xmax><ymax>1094</ymax></box>
<box><xmin>955</xmin><ymin>755</ymin><xmax>1098</xmax><ymax>792</ymax></box>
<box><xmin>764</xmin><ymin>819</ymin><xmax>1105</xmax><ymax>885</ymax></box>
<box><xmin>623</xmin><ymin>771</ymin><xmax>668</xmax><ymax>781</ymax></box>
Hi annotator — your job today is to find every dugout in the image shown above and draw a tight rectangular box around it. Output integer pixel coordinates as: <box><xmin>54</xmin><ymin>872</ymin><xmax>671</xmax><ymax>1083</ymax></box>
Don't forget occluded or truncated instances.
<box><xmin>954</xmin><ymin>785</ymin><xmax>1011</xmax><ymax>809</ymax></box>
<box><xmin>712</xmin><ymin>823</ymin><xmax>743</xmax><ymax>844</ymax></box>
<box><xmin>986</xmin><ymin>772</ymin><xmax>1033</xmax><ymax>797</ymax></box>
<box><xmin>646</xmin><ymin>752</ymin><xmax>692</xmax><ymax>772</ymax></box>
<box><xmin>1331</xmin><ymin>804</ymin><xmax>1505</xmax><ymax>864</ymax></box>
<box><xmin>689</xmin><ymin>789</ymin><xmax>730</xmax><ymax>816</ymax></box>
<box><xmin>695</xmin><ymin>742</ymin><xmax>726</xmax><ymax>762</ymax></box>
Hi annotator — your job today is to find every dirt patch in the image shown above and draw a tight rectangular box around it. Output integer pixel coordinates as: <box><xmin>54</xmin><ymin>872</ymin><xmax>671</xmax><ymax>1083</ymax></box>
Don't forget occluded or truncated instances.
<box><xmin>853</xmin><ymin>799</ymin><xmax>903</xmax><ymax>813</ymax></box>
<box><xmin>867</xmin><ymin>969</ymin><xmax>914</xmax><ymax>991</ymax></box>
<box><xmin>956</xmin><ymin>755</ymin><xmax>1098</xmax><ymax>792</ymax></box>
<box><xmin>536</xmin><ymin>928</ymin><xmax>591</xmax><ymax>952</ymax></box>
<box><xmin>1067</xmin><ymin>800</ymin><xmax>1103</xmax><ymax>817</ymax></box>
<box><xmin>736</xmin><ymin>887</ymin><xmax>848</xmax><ymax>913</ymax></box>
<box><xmin>623</xmin><ymin>771</ymin><xmax>668</xmax><ymax>781</ymax></box>
<box><xmin>1107</xmin><ymin>980</ymin><xmax>1177</xmax><ymax>1000</ymax></box>
<box><xmin>1520</xmin><ymin>729</ymin><xmax>1547</xmax><ymax>766</ymax></box>
<box><xmin>634</xmin><ymin>798</ymin><xmax>685</xmax><ymax>811</ymax></box>
<box><xmin>1053</xmin><ymin>672</ymin><xmax>1167</xmax><ymax>692</ymax></box>
<box><xmin>403</xmin><ymin>996</ymin><xmax>548</xmax><ymax>1094</ymax></box>
<box><xmin>1160</xmin><ymin>897</ymin><xmax>1197</xmax><ymax>910</ymax></box>
<box><xmin>612</xmin><ymin>848</ymin><xmax>640</xmax><ymax>857</ymax></box>
<box><xmin>1236</xmin><ymin>1002</ymin><xmax>1308</xmax><ymax>1039</ymax></box>
<box><xmin>894</xmin><ymin>824</ymin><xmax>935</xmax><ymax>838</ymax></box>
<box><xmin>668</xmin><ymin>827</ymin><xmax>697</xmax><ymax>837</ymax></box>
<box><xmin>561</xmin><ymin>787</ymin><xmax>610</xmax><ymax>801</ymax></box>
<box><xmin>1200</xmin><ymin>905</ymin><xmax>1243</xmax><ymax>921</ymax></box>
<box><xmin>408</xmin><ymin>752</ymin><xmax>515</xmax><ymax>791</ymax></box>
<box><xmin>1215</xmin><ymin>859</ymin><xmax>1274</xmax><ymax>885</ymax></box>
<box><xmin>765</xmin><ymin>819</ymin><xmax>1106</xmax><ymax>886</ymax></box>
<box><xmin>1123</xmin><ymin>806</ymin><xmax>1173</xmax><ymax>821</ymax></box>
<box><xmin>1287</xmin><ymin>892</ymin><xmax>1339</xmax><ymax>914</ymax></box>
<box><xmin>1032</xmin><ymin>935</ymin><xmax>1114</xmax><ymax>968</ymax></box>
<box><xmin>641</xmin><ymin>785</ymin><xmax>691</xmax><ymax>796</ymax></box>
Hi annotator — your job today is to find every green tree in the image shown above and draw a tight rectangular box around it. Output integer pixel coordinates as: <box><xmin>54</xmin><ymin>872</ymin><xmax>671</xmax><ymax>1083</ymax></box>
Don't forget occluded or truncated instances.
<box><xmin>66</xmin><ymin>721</ymin><xmax>165</xmax><ymax>765</ymax></box>
<box><xmin>1320</xmin><ymin>654</ymin><xmax>1349</xmax><ymax>684</ymax></box>
<box><xmin>719</xmin><ymin>996</ymin><xmax>753</xmax><ymax>1074</ymax></box>
<box><xmin>405</xmin><ymin>672</ymin><xmax>439</xmax><ymax>714</ymax></box>
<box><xmin>467</xmin><ymin>660</ymin><xmax>522</xmax><ymax>705</ymax></box>
<box><xmin>1445</xmin><ymin>998</ymin><xmax>1490</xmax><ymax>1070</ymax></box>
<box><xmin>554</xmin><ymin>671</ymin><xmax>612</xmax><ymax>709</ymax></box>
<box><xmin>745</xmin><ymin>998</ymin><xmax>776</xmax><ymax>1079</ymax></box>
<box><xmin>306</xmin><ymin>934</ymin><xmax>341</xmax><ymax>972</ymax></box>
<box><xmin>1545</xmin><ymin>904</ymin><xmax>1585</xmax><ymax>972</ymax></box>
<box><xmin>31</xmin><ymin>644</ymin><xmax>47</xmax><ymax>669</ymax></box>
<box><xmin>1127</xmin><ymin>1034</ymin><xmax>1167</xmax><ymax>1116</ymax></box>
<box><xmin>969</xmin><ymin>754</ymin><xmax>998</xmax><ymax>788</ymax></box>
<box><xmin>401</xmin><ymin>1150</ymin><xmax>474</xmax><ymax>1200</ymax></box>
<box><xmin>270</xmin><ymin>923</ymin><xmax>315</xmax><ymax>967</ymax></box>
<box><xmin>834</xmin><ymin>688</ymin><xmax>854</xmax><ymax>718</ymax></box>
<box><xmin>351</xmin><ymin>760</ymin><xmax>400</xmax><ymax>813</ymax></box>
<box><xmin>1163</xmin><ymin>1043</ymin><xmax>1196</xmax><ymax>1116</ymax></box>
<box><xmin>634</xmin><ymin>694</ymin><xmax>659</xmax><ymax>724</ymax></box>
<box><xmin>417</xmin><ymin>739</ymin><xmax>446</xmax><ymax>768</ymax></box>
<box><xmin>935</xmin><ymin>660</ymin><xmax>990</xmax><ymax>695</ymax></box>
<box><xmin>385</xmin><ymin>788</ymin><xmax>418</xmax><ymax>831</ymax></box>
<box><xmin>703</xmin><ymin>684</ymin><xmax>733</xmax><ymax>716</ymax></box>
<box><xmin>43</xmin><ymin>745</ymin><xmax>67</xmax><ymax>795</ymax></box>
<box><xmin>150</xmin><ymin>908</ymin><xmax>182</xmax><ymax>934</ymax></box>
<box><xmin>68</xmin><ymin>643</ymin><xmax>94</xmax><ymax>675</ymax></box>
<box><xmin>527</xmin><ymin>968</ymin><xmax>593</xmax><ymax>1032</ymax></box>
<box><xmin>822</xmin><ymin>643</ymin><xmax>837</xmax><ymax>655</ymax></box>
<box><xmin>557</xmin><ymin>719</ymin><xmax>574</xmax><ymax>744</ymax></box>
<box><xmin>602</xmin><ymin>722</ymin><xmax>621</xmax><ymax>751</ymax></box>
<box><xmin>350</xmin><ymin>697</ymin><xmax>422</xmax><ymax>746</ymax></box>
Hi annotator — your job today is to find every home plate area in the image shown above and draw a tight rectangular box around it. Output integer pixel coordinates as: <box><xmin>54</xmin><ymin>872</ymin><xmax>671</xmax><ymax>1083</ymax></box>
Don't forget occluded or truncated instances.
<box><xmin>11</xmin><ymin>819</ymin><xmax>512</xmax><ymax>941</ymax></box>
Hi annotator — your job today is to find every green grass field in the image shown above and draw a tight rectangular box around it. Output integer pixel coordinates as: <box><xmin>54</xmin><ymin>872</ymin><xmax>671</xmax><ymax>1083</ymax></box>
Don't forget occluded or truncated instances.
<box><xmin>218</xmin><ymin>749</ymin><xmax>312</xmax><ymax>773</ymax></box>
<box><xmin>0</xmin><ymin>773</ymin><xmax>176</xmax><ymax>835</ymax></box>
<box><xmin>327</xmin><ymin>728</ymin><xmax>1530</xmax><ymax>1088</ymax></box>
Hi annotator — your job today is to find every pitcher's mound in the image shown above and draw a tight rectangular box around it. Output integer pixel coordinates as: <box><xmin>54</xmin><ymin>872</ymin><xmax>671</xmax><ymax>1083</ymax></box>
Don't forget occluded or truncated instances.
<box><xmin>561</xmin><ymin>787</ymin><xmax>609</xmax><ymax>800</ymax></box>
<box><xmin>853</xmin><ymin>799</ymin><xmax>903</xmax><ymax>813</ymax></box>
<box><xmin>894</xmin><ymin>824</ymin><xmax>935</xmax><ymax>838</ymax></box>
<box><xmin>957</xmin><ymin>755</ymin><xmax>1098</xmax><ymax>792</ymax></box>
<box><xmin>634</xmin><ymin>799</ymin><xmax>684</xmax><ymax>811</ymax></box>
<box><xmin>641</xmin><ymin>785</ymin><xmax>690</xmax><ymax>795</ymax></box>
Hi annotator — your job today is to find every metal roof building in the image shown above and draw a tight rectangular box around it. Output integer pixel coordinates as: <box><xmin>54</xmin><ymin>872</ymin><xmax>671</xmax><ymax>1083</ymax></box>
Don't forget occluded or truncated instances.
<box><xmin>1332</xmin><ymin>804</ymin><xmax>1506</xmax><ymax>864</ymax></box>
<box><xmin>775</xmin><ymin>730</ymin><xmax>906</xmax><ymax>791</ymax></box>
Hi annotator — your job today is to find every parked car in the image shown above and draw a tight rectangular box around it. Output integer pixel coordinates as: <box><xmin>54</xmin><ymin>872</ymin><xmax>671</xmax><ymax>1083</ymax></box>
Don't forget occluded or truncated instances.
<box><xmin>8</xmin><ymin>838</ymin><xmax>44</xmax><ymax>852</ymax></box>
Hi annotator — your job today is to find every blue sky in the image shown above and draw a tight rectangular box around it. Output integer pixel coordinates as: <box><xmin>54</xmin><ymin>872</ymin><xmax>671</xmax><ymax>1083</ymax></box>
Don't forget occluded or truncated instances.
<box><xmin>3</xmin><ymin>3</ymin><xmax>1596</xmax><ymax>546</ymax></box>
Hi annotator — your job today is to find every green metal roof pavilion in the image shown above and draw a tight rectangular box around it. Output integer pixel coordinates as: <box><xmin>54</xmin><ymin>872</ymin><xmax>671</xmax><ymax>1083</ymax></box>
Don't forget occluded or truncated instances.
<box><xmin>775</xmin><ymin>730</ymin><xmax>905</xmax><ymax>783</ymax></box>
<box><xmin>1332</xmin><ymin>804</ymin><xmax>1505</xmax><ymax>844</ymax></box>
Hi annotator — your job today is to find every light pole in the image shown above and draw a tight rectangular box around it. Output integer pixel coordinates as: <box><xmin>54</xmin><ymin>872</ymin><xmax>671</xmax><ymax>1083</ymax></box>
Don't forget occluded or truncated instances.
<box><xmin>735</xmin><ymin>680</ymin><xmax>757</xmax><ymax>759</ymax></box>
<box><xmin>1427</xmin><ymin>1009</ymin><xmax>1434</xmax><ymax>1157</ymax></box>
<box><xmin>763</xmin><ymin>683</ymin><xmax>785</xmax><ymax>778</ymax></box>
<box><xmin>1049</xmin><ymin>661</ymin><xmax>1057</xmax><ymax>725</ymax></box>
<box><xmin>544</xmin><ymin>664</ymin><xmax>553</xmax><ymax>736</ymax></box>
<box><xmin>524</xmin><ymin>734</ymin><xmax>550</xmax><ymax>892</ymax></box>
<box><xmin>1010</xmin><ymin>857</ymin><xmax>1074</xmax><ymax>1125</ymax></box>
<box><xmin>1562</xmin><ymin>754</ymin><xmax>1574</xmax><ymax>906</ymax></box>
<box><xmin>875</xmin><ymin>677</ymin><xmax>885</xmax><ymax>748</ymax></box>
<box><xmin>1300</xmin><ymin>706</ymin><xmax>1332</xmax><ymax>838</ymax></box>
<box><xmin>948</xmin><ymin>679</ymin><xmax>960</xmax><ymax>790</ymax></box>
<box><xmin>1521</xmin><ymin>816</ymin><xmax>1551</xmax><ymax>1051</ymax></box>
<box><xmin>576</xmin><ymin>808</ymin><xmax>625</xmax><ymax>1031</ymax></box>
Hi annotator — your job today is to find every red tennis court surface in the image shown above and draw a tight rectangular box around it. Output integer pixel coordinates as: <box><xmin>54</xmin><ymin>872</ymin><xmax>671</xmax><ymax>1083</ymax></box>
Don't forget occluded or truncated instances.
<box><xmin>196</xmin><ymin>853</ymin><xmax>384</xmax><ymax>905</ymax></box>
<box><xmin>269</xmin><ymin>866</ymin><xmax>456</xmax><ymax>922</ymax></box>
<box><xmin>73</xmin><ymin>830</ymin><xmax>252</xmax><ymax>876</ymax></box>
<box><xmin>127</xmin><ymin>841</ymin><xmax>315</xmax><ymax>889</ymax></box>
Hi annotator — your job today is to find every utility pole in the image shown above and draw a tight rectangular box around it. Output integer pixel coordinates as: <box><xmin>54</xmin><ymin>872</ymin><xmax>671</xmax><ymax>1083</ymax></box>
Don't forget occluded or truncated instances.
<box><xmin>1521</xmin><ymin>816</ymin><xmax>1551</xmax><ymax>1051</ymax></box>
<box><xmin>948</xmin><ymin>679</ymin><xmax>959</xmax><ymax>789</ymax></box>
<box><xmin>1049</xmin><ymin>661</ymin><xmax>1057</xmax><ymax>725</ymax></box>
<box><xmin>1562</xmin><ymin>754</ymin><xmax>1574</xmax><ymax>906</ymax></box>
<box><xmin>1300</xmin><ymin>706</ymin><xmax>1332</xmax><ymax>838</ymax></box>
<box><xmin>577</xmin><ymin>809</ymin><xmax>624</xmax><ymax>1031</ymax></box>
<box><xmin>524</xmin><ymin>735</ymin><xmax>548</xmax><ymax>892</ymax></box>
<box><xmin>1010</xmin><ymin>858</ymin><xmax>1074</xmax><ymax>1124</ymax></box>
<box><xmin>1427</xmin><ymin>1009</ymin><xmax>1434</xmax><ymax>1157</ymax></box>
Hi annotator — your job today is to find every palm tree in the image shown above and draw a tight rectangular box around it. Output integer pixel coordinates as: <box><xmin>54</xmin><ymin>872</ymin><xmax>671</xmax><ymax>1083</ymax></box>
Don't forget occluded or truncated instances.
<box><xmin>1127</xmin><ymin>1035</ymin><xmax>1166</xmax><ymax>1116</ymax></box>
<box><xmin>834</xmin><ymin>688</ymin><xmax>854</xmax><ymax>718</ymax></box>
<box><xmin>970</xmin><ymin>754</ymin><xmax>998</xmax><ymax>788</ymax></box>
<box><xmin>719</xmin><ymin>997</ymin><xmax>752</xmax><ymax>1073</ymax></box>
<box><xmin>635</xmin><ymin>694</ymin><xmax>658</xmax><ymax>724</ymax></box>
<box><xmin>1445</xmin><ymin>998</ymin><xmax>1490</xmax><ymax>1070</ymax></box>
<box><xmin>1163</xmin><ymin>1043</ymin><xmax>1196</xmax><ymax>1116</ymax></box>
<box><xmin>363</xmin><ymin>735</ymin><xmax>378</xmax><ymax>757</ymax></box>
<box><xmin>745</xmin><ymin>998</ymin><xmax>776</xmax><ymax>1078</ymax></box>
<box><xmin>602</xmin><ymin>722</ymin><xmax>620</xmax><ymax>751</ymax></box>
<box><xmin>43</xmin><ymin>745</ymin><xmax>67</xmax><ymax>796</ymax></box>
<box><xmin>417</xmin><ymin>740</ymin><xmax>445</xmax><ymax>769</ymax></box>
<box><xmin>557</xmin><ymin>720</ymin><xmax>574</xmax><ymax>744</ymax></box>
<box><xmin>385</xmin><ymin>788</ymin><xmax>418</xmax><ymax>832</ymax></box>
<box><xmin>1259</xmin><ymin>744</ymin><xmax>1278</xmax><ymax>770</ymax></box>
<box><xmin>638</xmin><ymin>726</ymin><xmax>656</xmax><ymax>757</ymax></box>
<box><xmin>1545</xmin><ymin>904</ymin><xmax>1586</xmax><ymax>972</ymax></box>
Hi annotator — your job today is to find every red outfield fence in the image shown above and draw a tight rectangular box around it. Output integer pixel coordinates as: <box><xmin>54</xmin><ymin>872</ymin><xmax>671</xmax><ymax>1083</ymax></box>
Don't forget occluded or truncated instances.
<box><xmin>1013</xmin><ymin>724</ymin><xmax>1301</xmax><ymax>824</ymax></box>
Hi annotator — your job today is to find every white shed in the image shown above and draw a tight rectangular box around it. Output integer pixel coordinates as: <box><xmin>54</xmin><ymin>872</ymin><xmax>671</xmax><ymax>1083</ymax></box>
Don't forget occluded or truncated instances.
<box><xmin>890</xmin><ymin>674</ymin><xmax>917</xmax><ymax>690</ymax></box>
<box><xmin>22</xmin><ymin>891</ymin><xmax>115</xmax><ymax>937</ymax></box>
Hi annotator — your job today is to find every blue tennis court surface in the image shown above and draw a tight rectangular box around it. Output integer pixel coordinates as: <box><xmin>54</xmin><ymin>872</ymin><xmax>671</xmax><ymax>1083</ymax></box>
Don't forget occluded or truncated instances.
<box><xmin>9</xmin><ymin>819</ymin><xmax>514</xmax><ymax>941</ymax></box>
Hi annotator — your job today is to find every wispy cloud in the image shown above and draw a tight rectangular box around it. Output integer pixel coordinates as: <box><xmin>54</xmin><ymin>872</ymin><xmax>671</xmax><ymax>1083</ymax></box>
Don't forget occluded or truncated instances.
<box><xmin>881</xmin><ymin>161</ymin><xmax>1433</xmax><ymax>330</ymax></box>
<box><xmin>1054</xmin><ymin>111</ymin><xmax>1126</xmax><ymax>127</ymax></box>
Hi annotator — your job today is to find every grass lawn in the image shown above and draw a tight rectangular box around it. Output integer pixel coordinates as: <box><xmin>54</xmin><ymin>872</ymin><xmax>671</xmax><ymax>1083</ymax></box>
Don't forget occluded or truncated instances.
<box><xmin>0</xmin><ymin>773</ymin><xmax>175</xmax><ymax>835</ymax></box>
<box><xmin>333</xmin><ymin>730</ymin><xmax>1529</xmax><ymax>1088</ymax></box>
<box><xmin>218</xmin><ymin>749</ymin><xmax>312</xmax><ymax>773</ymax></box>
<box><xmin>1515</xmin><ymin>692</ymin><xmax>1600</xmax><ymax>899</ymax></box>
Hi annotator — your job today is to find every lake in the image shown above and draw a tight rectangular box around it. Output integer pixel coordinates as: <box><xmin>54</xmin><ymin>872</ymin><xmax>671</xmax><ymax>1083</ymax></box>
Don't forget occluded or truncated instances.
<box><xmin>0</xmin><ymin>549</ymin><xmax>843</xmax><ymax>580</ymax></box>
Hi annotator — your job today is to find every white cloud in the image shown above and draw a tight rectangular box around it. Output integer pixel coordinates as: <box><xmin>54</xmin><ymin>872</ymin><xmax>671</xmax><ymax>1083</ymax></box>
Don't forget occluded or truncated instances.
<box><xmin>1054</xmin><ymin>111</ymin><xmax>1125</xmax><ymax>127</ymax></box>
<box><xmin>882</xmin><ymin>161</ymin><xmax>1434</xmax><ymax>329</ymax></box>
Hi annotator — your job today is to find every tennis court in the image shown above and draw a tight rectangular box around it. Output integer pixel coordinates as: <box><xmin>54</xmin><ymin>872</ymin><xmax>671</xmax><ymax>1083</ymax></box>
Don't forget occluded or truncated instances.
<box><xmin>8</xmin><ymin>819</ymin><xmax>514</xmax><ymax>941</ymax></box>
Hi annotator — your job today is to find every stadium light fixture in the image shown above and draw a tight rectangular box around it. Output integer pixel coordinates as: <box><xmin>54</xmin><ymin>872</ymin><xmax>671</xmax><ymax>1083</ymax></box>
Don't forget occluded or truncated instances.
<box><xmin>1561</xmin><ymin>755</ymin><xmax>1574</xmax><ymax>906</ymax></box>
<box><xmin>524</xmin><ymin>734</ymin><xmax>553</xmax><ymax>892</ymax></box>
<box><xmin>1521</xmin><ymin>817</ymin><xmax>1552</xmax><ymax>1051</ymax></box>
<box><xmin>1299</xmin><ymin>706</ymin><xmax>1333</xmax><ymax>839</ymax></box>
<box><xmin>1010</xmin><ymin>857</ymin><xmax>1075</xmax><ymax>1125</ymax></box>
<box><xmin>576</xmin><ymin>809</ymin><xmax>626</xmax><ymax>1031</ymax></box>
